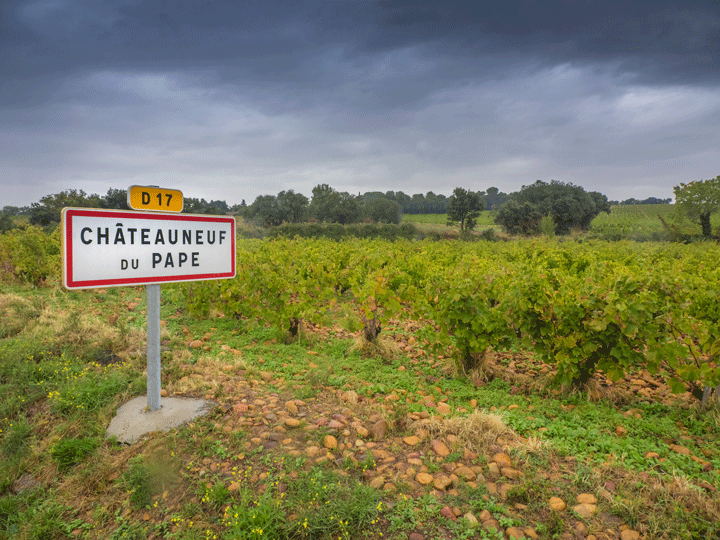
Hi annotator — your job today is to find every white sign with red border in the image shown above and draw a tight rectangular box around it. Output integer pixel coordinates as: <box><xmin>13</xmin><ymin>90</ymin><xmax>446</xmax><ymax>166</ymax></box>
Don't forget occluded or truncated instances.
<box><xmin>62</xmin><ymin>208</ymin><xmax>236</xmax><ymax>289</ymax></box>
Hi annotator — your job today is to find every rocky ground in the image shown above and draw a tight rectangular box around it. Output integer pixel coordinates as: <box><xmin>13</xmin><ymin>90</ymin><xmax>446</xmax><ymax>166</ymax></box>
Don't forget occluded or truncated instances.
<box><xmin>175</xmin><ymin>359</ymin><xmax>647</xmax><ymax>540</ymax></box>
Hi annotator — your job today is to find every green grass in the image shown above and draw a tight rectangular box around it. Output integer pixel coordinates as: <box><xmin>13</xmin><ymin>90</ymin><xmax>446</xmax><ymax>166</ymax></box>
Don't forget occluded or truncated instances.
<box><xmin>51</xmin><ymin>437</ymin><xmax>100</xmax><ymax>472</ymax></box>
<box><xmin>403</xmin><ymin>211</ymin><xmax>497</xmax><ymax>229</ymax></box>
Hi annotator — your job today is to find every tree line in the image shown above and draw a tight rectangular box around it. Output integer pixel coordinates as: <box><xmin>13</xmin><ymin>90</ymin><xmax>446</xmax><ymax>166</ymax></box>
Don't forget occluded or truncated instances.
<box><xmin>611</xmin><ymin>197</ymin><xmax>672</xmax><ymax>205</ymax></box>
<box><xmin>3</xmin><ymin>177</ymin><xmax>717</xmax><ymax>239</ymax></box>
<box><xmin>1</xmin><ymin>185</ymin><xmax>511</xmax><ymax>231</ymax></box>
<box><xmin>240</xmin><ymin>185</ymin><xmax>512</xmax><ymax>227</ymax></box>
<box><xmin>0</xmin><ymin>188</ymin><xmax>230</xmax><ymax>231</ymax></box>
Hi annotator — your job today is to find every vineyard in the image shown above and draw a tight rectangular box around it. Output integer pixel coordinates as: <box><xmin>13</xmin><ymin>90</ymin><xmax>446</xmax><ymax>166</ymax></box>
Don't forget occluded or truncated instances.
<box><xmin>1</xmin><ymin>228</ymin><xmax>720</xmax><ymax>539</ymax></box>
<box><xmin>589</xmin><ymin>205</ymin><xmax>677</xmax><ymax>241</ymax></box>
<box><xmin>180</xmin><ymin>237</ymin><xmax>720</xmax><ymax>403</ymax></box>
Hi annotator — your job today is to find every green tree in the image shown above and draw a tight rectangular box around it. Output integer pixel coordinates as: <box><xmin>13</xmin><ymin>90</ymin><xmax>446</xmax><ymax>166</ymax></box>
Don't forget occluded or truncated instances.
<box><xmin>29</xmin><ymin>189</ymin><xmax>101</xmax><ymax>227</ymax></box>
<box><xmin>362</xmin><ymin>196</ymin><xmax>401</xmax><ymax>224</ymax></box>
<box><xmin>277</xmin><ymin>190</ymin><xmax>308</xmax><ymax>223</ymax></box>
<box><xmin>100</xmin><ymin>188</ymin><xmax>128</xmax><ymax>210</ymax></box>
<box><xmin>495</xmin><ymin>180</ymin><xmax>609</xmax><ymax>235</ymax></box>
<box><xmin>183</xmin><ymin>198</ymin><xmax>224</xmax><ymax>215</ymax></box>
<box><xmin>333</xmin><ymin>192</ymin><xmax>361</xmax><ymax>224</ymax></box>
<box><xmin>424</xmin><ymin>191</ymin><xmax>448</xmax><ymax>214</ymax></box>
<box><xmin>0</xmin><ymin>210</ymin><xmax>13</xmax><ymax>232</ymax></box>
<box><xmin>483</xmin><ymin>187</ymin><xmax>508</xmax><ymax>210</ymax></box>
<box><xmin>673</xmin><ymin>176</ymin><xmax>720</xmax><ymax>239</ymax></box>
<box><xmin>248</xmin><ymin>195</ymin><xmax>284</xmax><ymax>227</ymax></box>
<box><xmin>494</xmin><ymin>200</ymin><xmax>542</xmax><ymax>234</ymax></box>
<box><xmin>231</xmin><ymin>200</ymin><xmax>247</xmax><ymax>215</ymax></box>
<box><xmin>309</xmin><ymin>184</ymin><xmax>360</xmax><ymax>224</ymax></box>
<box><xmin>446</xmin><ymin>187</ymin><xmax>483</xmax><ymax>231</ymax></box>
<box><xmin>389</xmin><ymin>191</ymin><xmax>412</xmax><ymax>213</ymax></box>
<box><xmin>309</xmin><ymin>184</ymin><xmax>340</xmax><ymax>222</ymax></box>
<box><xmin>208</xmin><ymin>200</ymin><xmax>229</xmax><ymax>214</ymax></box>
<box><xmin>1</xmin><ymin>206</ymin><xmax>21</xmax><ymax>216</ymax></box>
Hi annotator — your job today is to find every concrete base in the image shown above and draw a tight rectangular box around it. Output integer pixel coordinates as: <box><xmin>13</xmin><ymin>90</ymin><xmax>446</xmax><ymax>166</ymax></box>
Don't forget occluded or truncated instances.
<box><xmin>106</xmin><ymin>396</ymin><xmax>214</xmax><ymax>444</ymax></box>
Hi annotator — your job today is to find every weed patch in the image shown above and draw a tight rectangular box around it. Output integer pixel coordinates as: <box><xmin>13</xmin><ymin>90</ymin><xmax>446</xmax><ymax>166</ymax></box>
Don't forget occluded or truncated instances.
<box><xmin>51</xmin><ymin>437</ymin><xmax>100</xmax><ymax>472</ymax></box>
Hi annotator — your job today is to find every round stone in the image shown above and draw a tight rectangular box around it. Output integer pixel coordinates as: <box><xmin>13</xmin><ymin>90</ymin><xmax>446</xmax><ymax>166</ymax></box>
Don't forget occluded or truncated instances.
<box><xmin>415</xmin><ymin>472</ymin><xmax>434</xmax><ymax>485</ymax></box>
<box><xmin>323</xmin><ymin>435</ymin><xmax>338</xmax><ymax>449</ymax></box>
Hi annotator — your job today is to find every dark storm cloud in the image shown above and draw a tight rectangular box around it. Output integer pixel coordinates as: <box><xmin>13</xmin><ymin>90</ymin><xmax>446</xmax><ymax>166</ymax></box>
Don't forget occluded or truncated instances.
<box><xmin>4</xmin><ymin>1</ymin><xmax>719</xmax><ymax>92</ymax></box>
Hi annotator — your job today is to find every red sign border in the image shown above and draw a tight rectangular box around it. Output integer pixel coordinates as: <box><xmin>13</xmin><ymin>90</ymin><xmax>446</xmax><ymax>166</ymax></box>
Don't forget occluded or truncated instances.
<box><xmin>62</xmin><ymin>208</ymin><xmax>236</xmax><ymax>289</ymax></box>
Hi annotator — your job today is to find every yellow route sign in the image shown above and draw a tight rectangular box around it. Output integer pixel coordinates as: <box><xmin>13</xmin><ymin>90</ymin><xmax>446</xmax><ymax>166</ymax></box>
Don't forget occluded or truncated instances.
<box><xmin>127</xmin><ymin>185</ymin><xmax>184</xmax><ymax>212</ymax></box>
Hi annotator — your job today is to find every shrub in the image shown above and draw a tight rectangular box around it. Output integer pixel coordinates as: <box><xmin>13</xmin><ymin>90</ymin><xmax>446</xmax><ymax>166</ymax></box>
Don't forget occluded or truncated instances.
<box><xmin>0</xmin><ymin>226</ymin><xmax>60</xmax><ymax>285</ymax></box>
<box><xmin>540</xmin><ymin>214</ymin><xmax>555</xmax><ymax>237</ymax></box>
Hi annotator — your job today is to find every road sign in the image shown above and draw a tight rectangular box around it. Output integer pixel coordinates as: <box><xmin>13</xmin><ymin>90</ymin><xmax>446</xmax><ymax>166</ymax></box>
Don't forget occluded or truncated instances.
<box><xmin>62</xmin><ymin>208</ymin><xmax>235</xmax><ymax>289</ymax></box>
<box><xmin>127</xmin><ymin>185</ymin><xmax>184</xmax><ymax>212</ymax></box>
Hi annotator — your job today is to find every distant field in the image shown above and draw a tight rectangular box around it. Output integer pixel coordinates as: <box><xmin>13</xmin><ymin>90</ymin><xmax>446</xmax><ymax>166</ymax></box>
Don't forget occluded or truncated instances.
<box><xmin>591</xmin><ymin>204</ymin><xmax>718</xmax><ymax>240</ymax></box>
<box><xmin>403</xmin><ymin>205</ymin><xmax>720</xmax><ymax>240</ymax></box>
<box><xmin>403</xmin><ymin>211</ymin><xmax>496</xmax><ymax>229</ymax></box>
<box><xmin>590</xmin><ymin>204</ymin><xmax>675</xmax><ymax>239</ymax></box>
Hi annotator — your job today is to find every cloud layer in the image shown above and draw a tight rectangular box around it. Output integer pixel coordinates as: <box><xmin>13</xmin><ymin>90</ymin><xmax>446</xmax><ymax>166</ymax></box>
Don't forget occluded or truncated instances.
<box><xmin>2</xmin><ymin>0</ymin><xmax>719</xmax><ymax>206</ymax></box>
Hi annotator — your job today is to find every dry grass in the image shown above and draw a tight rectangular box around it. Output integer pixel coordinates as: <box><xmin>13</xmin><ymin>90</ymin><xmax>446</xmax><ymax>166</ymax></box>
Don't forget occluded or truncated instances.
<box><xmin>463</xmin><ymin>349</ymin><xmax>539</xmax><ymax>390</ymax></box>
<box><xmin>580</xmin><ymin>461</ymin><xmax>720</xmax><ymax>540</ymax></box>
<box><xmin>0</xmin><ymin>293</ymin><xmax>41</xmax><ymax>337</ymax></box>
<box><xmin>411</xmin><ymin>409</ymin><xmax>517</xmax><ymax>454</ymax></box>
<box><xmin>349</xmin><ymin>334</ymin><xmax>400</xmax><ymax>361</ymax></box>
<box><xmin>28</xmin><ymin>295</ymin><xmax>147</xmax><ymax>360</ymax></box>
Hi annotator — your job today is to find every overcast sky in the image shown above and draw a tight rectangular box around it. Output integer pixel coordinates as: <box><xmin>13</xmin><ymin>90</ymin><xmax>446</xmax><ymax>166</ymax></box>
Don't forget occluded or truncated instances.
<box><xmin>2</xmin><ymin>0</ymin><xmax>719</xmax><ymax>208</ymax></box>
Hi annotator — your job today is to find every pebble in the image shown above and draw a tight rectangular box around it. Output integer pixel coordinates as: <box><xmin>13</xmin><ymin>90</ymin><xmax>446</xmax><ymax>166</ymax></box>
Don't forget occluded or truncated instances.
<box><xmin>669</xmin><ymin>443</ymin><xmax>691</xmax><ymax>456</ymax></box>
<box><xmin>577</xmin><ymin>493</ymin><xmax>598</xmax><ymax>505</ymax></box>
<box><xmin>573</xmin><ymin>503</ymin><xmax>598</xmax><ymax>519</ymax></box>
<box><xmin>549</xmin><ymin>497</ymin><xmax>566</xmax><ymax>511</ymax></box>
<box><xmin>416</xmin><ymin>472</ymin><xmax>434</xmax><ymax>485</ymax></box>
<box><xmin>323</xmin><ymin>435</ymin><xmax>338</xmax><ymax>449</ymax></box>
<box><xmin>433</xmin><ymin>475</ymin><xmax>453</xmax><ymax>490</ymax></box>
<box><xmin>501</xmin><ymin>467</ymin><xmax>522</xmax><ymax>479</ymax></box>
<box><xmin>370</xmin><ymin>476</ymin><xmax>385</xmax><ymax>489</ymax></box>
<box><xmin>506</xmin><ymin>526</ymin><xmax>526</xmax><ymax>539</ymax></box>
<box><xmin>431</xmin><ymin>439</ymin><xmax>450</xmax><ymax>457</ymax></box>
<box><xmin>493</xmin><ymin>452</ymin><xmax>513</xmax><ymax>467</ymax></box>
<box><xmin>285</xmin><ymin>401</ymin><xmax>298</xmax><ymax>415</ymax></box>
<box><xmin>369</xmin><ymin>419</ymin><xmax>389</xmax><ymax>440</ymax></box>
<box><xmin>437</xmin><ymin>402</ymin><xmax>451</xmax><ymax>415</ymax></box>
<box><xmin>453</xmin><ymin>465</ymin><xmax>476</xmax><ymax>481</ymax></box>
<box><xmin>439</xmin><ymin>505</ymin><xmax>456</xmax><ymax>521</ymax></box>
<box><xmin>342</xmin><ymin>390</ymin><xmax>359</xmax><ymax>403</ymax></box>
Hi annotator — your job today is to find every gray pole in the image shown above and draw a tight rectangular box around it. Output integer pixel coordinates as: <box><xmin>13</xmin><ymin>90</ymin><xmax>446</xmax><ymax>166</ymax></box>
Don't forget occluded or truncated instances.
<box><xmin>146</xmin><ymin>284</ymin><xmax>162</xmax><ymax>411</ymax></box>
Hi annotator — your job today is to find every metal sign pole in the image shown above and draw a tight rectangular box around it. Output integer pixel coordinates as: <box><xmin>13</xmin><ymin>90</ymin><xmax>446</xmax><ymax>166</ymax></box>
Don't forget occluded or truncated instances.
<box><xmin>146</xmin><ymin>284</ymin><xmax>161</xmax><ymax>411</ymax></box>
